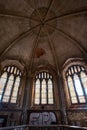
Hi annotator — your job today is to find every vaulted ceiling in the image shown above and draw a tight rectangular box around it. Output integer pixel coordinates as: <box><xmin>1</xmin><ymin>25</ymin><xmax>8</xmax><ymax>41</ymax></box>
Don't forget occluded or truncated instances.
<box><xmin>0</xmin><ymin>0</ymin><xmax>87</xmax><ymax>71</ymax></box>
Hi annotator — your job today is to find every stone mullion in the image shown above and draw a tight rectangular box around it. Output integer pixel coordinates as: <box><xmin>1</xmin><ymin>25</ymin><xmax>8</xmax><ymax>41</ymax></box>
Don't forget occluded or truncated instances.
<box><xmin>40</xmin><ymin>79</ymin><xmax>42</xmax><ymax>104</ymax></box>
<box><xmin>46</xmin><ymin>79</ymin><xmax>48</xmax><ymax>104</ymax></box>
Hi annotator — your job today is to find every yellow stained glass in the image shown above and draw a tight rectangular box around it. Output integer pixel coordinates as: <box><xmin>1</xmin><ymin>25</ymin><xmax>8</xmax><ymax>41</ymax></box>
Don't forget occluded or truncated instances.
<box><xmin>3</xmin><ymin>75</ymin><xmax>14</xmax><ymax>102</ymax></box>
<box><xmin>35</xmin><ymin>79</ymin><xmax>40</xmax><ymax>104</ymax></box>
<box><xmin>81</xmin><ymin>72</ymin><xmax>87</xmax><ymax>94</ymax></box>
<box><xmin>79</xmin><ymin>96</ymin><xmax>85</xmax><ymax>103</ymax></box>
<box><xmin>68</xmin><ymin>77</ymin><xmax>78</xmax><ymax>103</ymax></box>
<box><xmin>48</xmin><ymin>98</ymin><xmax>53</xmax><ymax>104</ymax></box>
<box><xmin>41</xmin><ymin>79</ymin><xmax>46</xmax><ymax>104</ymax></box>
<box><xmin>0</xmin><ymin>72</ymin><xmax>7</xmax><ymax>100</ymax></box>
<box><xmin>11</xmin><ymin>76</ymin><xmax>20</xmax><ymax>103</ymax></box>
<box><xmin>74</xmin><ymin>75</ymin><xmax>86</xmax><ymax>103</ymax></box>
<box><xmin>48</xmin><ymin>79</ymin><xmax>53</xmax><ymax>104</ymax></box>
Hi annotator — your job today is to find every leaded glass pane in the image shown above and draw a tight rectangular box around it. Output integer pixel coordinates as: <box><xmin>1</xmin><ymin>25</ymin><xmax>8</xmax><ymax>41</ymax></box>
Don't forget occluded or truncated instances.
<box><xmin>11</xmin><ymin>76</ymin><xmax>20</xmax><ymax>103</ymax></box>
<box><xmin>17</xmin><ymin>70</ymin><xmax>19</xmax><ymax>75</ymax></box>
<box><xmin>81</xmin><ymin>72</ymin><xmax>87</xmax><ymax>95</ymax></box>
<box><xmin>74</xmin><ymin>66</ymin><xmax>77</xmax><ymax>73</ymax></box>
<box><xmin>42</xmin><ymin>73</ymin><xmax>43</xmax><ymax>78</ymax></box>
<box><xmin>77</xmin><ymin>66</ymin><xmax>81</xmax><ymax>72</ymax></box>
<box><xmin>35</xmin><ymin>79</ymin><xmax>40</xmax><ymax>104</ymax></box>
<box><xmin>71</xmin><ymin>97</ymin><xmax>78</xmax><ymax>103</ymax></box>
<box><xmin>4</xmin><ymin>67</ymin><xmax>6</xmax><ymax>71</ymax></box>
<box><xmin>48</xmin><ymin>79</ymin><xmax>53</xmax><ymax>104</ymax></box>
<box><xmin>3</xmin><ymin>75</ymin><xmax>14</xmax><ymax>102</ymax></box>
<box><xmin>69</xmin><ymin>69</ymin><xmax>71</xmax><ymax>75</ymax></box>
<box><xmin>47</xmin><ymin>73</ymin><xmax>49</xmax><ymax>79</ymax></box>
<box><xmin>79</xmin><ymin>96</ymin><xmax>86</xmax><ymax>103</ymax></box>
<box><xmin>74</xmin><ymin>74</ymin><xmax>86</xmax><ymax>103</ymax></box>
<box><xmin>7</xmin><ymin>67</ymin><xmax>10</xmax><ymax>72</ymax></box>
<box><xmin>44</xmin><ymin>72</ymin><xmax>46</xmax><ymax>78</ymax></box>
<box><xmin>68</xmin><ymin>77</ymin><xmax>78</xmax><ymax>103</ymax></box>
<box><xmin>50</xmin><ymin>75</ymin><xmax>52</xmax><ymax>79</ymax></box>
<box><xmin>0</xmin><ymin>72</ymin><xmax>7</xmax><ymax>101</ymax></box>
<box><xmin>0</xmin><ymin>66</ymin><xmax>22</xmax><ymax>104</ymax></box>
<box><xmin>20</xmin><ymin>72</ymin><xmax>21</xmax><ymax>76</ymax></box>
<box><xmin>14</xmin><ymin>67</ymin><xmax>17</xmax><ymax>74</ymax></box>
<box><xmin>71</xmin><ymin>67</ymin><xmax>74</xmax><ymax>74</ymax></box>
<box><xmin>11</xmin><ymin>67</ymin><xmax>14</xmax><ymax>73</ymax></box>
<box><xmin>35</xmin><ymin>72</ymin><xmax>54</xmax><ymax>105</ymax></box>
<box><xmin>81</xmin><ymin>67</ymin><xmax>85</xmax><ymax>71</ymax></box>
<box><xmin>41</xmin><ymin>79</ymin><xmax>46</xmax><ymax>104</ymax></box>
<box><xmin>39</xmin><ymin>73</ymin><xmax>41</xmax><ymax>78</ymax></box>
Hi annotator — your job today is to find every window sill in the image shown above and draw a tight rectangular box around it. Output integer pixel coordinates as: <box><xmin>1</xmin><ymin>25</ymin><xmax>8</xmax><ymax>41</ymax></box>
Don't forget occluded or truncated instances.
<box><xmin>0</xmin><ymin>102</ymin><xmax>18</xmax><ymax>109</ymax></box>
<box><xmin>67</xmin><ymin>104</ymin><xmax>87</xmax><ymax>111</ymax></box>
<box><xmin>30</xmin><ymin>104</ymin><xmax>56</xmax><ymax>110</ymax></box>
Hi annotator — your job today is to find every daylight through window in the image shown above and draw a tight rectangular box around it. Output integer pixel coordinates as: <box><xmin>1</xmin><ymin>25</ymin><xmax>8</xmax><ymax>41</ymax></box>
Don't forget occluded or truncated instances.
<box><xmin>0</xmin><ymin>66</ymin><xmax>22</xmax><ymax>103</ymax></box>
<box><xmin>66</xmin><ymin>65</ymin><xmax>87</xmax><ymax>104</ymax></box>
<box><xmin>34</xmin><ymin>71</ymin><xmax>54</xmax><ymax>105</ymax></box>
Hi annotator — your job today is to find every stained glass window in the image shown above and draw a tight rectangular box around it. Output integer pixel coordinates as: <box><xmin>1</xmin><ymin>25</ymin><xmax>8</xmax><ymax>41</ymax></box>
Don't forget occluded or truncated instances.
<box><xmin>66</xmin><ymin>65</ymin><xmax>87</xmax><ymax>104</ymax></box>
<box><xmin>3</xmin><ymin>75</ymin><xmax>14</xmax><ymax>102</ymax></box>
<box><xmin>34</xmin><ymin>71</ymin><xmax>54</xmax><ymax>105</ymax></box>
<box><xmin>35</xmin><ymin>79</ymin><xmax>40</xmax><ymax>104</ymax></box>
<box><xmin>68</xmin><ymin>76</ymin><xmax>77</xmax><ymax>103</ymax></box>
<box><xmin>0</xmin><ymin>66</ymin><xmax>22</xmax><ymax>103</ymax></box>
<box><xmin>48</xmin><ymin>79</ymin><xmax>53</xmax><ymax>104</ymax></box>
<box><xmin>41</xmin><ymin>79</ymin><xmax>47</xmax><ymax>104</ymax></box>
<box><xmin>0</xmin><ymin>73</ymin><xmax>7</xmax><ymax>101</ymax></box>
<box><xmin>11</xmin><ymin>76</ymin><xmax>20</xmax><ymax>103</ymax></box>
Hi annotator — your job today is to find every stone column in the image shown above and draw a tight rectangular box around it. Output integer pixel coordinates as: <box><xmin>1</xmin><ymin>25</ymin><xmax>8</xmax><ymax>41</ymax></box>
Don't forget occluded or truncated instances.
<box><xmin>57</xmin><ymin>73</ymin><xmax>68</xmax><ymax>124</ymax></box>
<box><xmin>21</xmin><ymin>72</ymin><xmax>31</xmax><ymax>124</ymax></box>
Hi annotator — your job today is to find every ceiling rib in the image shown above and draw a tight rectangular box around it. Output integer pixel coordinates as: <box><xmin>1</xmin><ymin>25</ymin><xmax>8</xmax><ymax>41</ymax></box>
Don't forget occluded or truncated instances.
<box><xmin>36</xmin><ymin>9</ymin><xmax>43</xmax><ymax>22</ymax></box>
<box><xmin>45</xmin><ymin>8</ymin><xmax>87</xmax><ymax>22</ymax></box>
<box><xmin>47</xmin><ymin>23</ymin><xmax>87</xmax><ymax>58</ymax></box>
<box><xmin>28</xmin><ymin>26</ymin><xmax>42</xmax><ymax>72</ymax></box>
<box><xmin>44</xmin><ymin>0</ymin><xmax>54</xmax><ymax>21</ymax></box>
<box><xmin>43</xmin><ymin>26</ymin><xmax>60</xmax><ymax>74</ymax></box>
<box><xmin>0</xmin><ymin>11</ymin><xmax>40</xmax><ymax>22</ymax></box>
<box><xmin>0</xmin><ymin>24</ymin><xmax>41</xmax><ymax>60</ymax></box>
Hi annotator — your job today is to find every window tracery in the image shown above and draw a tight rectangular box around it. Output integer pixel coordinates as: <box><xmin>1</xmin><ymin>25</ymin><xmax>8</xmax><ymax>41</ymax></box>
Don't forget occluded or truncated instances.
<box><xmin>34</xmin><ymin>71</ymin><xmax>54</xmax><ymax>105</ymax></box>
<box><xmin>66</xmin><ymin>64</ymin><xmax>87</xmax><ymax>104</ymax></box>
<box><xmin>0</xmin><ymin>66</ymin><xmax>22</xmax><ymax>103</ymax></box>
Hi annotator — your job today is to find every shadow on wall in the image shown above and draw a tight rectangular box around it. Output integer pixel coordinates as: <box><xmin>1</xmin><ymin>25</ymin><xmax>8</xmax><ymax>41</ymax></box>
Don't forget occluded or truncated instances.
<box><xmin>0</xmin><ymin>115</ymin><xmax>7</xmax><ymax>127</ymax></box>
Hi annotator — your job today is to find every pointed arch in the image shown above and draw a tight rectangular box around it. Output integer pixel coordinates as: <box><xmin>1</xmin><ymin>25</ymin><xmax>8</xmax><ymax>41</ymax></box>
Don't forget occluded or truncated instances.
<box><xmin>34</xmin><ymin>71</ymin><xmax>54</xmax><ymax>105</ymax></box>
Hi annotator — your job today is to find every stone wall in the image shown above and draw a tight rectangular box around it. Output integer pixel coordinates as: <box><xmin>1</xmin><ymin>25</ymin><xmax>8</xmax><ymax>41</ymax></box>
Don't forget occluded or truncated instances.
<box><xmin>67</xmin><ymin>111</ymin><xmax>87</xmax><ymax>127</ymax></box>
<box><xmin>0</xmin><ymin>111</ymin><xmax>22</xmax><ymax>126</ymax></box>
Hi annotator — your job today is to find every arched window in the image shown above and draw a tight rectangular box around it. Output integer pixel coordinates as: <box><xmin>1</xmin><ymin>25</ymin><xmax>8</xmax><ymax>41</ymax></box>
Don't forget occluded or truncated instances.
<box><xmin>66</xmin><ymin>65</ymin><xmax>87</xmax><ymax>104</ymax></box>
<box><xmin>34</xmin><ymin>71</ymin><xmax>54</xmax><ymax>105</ymax></box>
<box><xmin>0</xmin><ymin>66</ymin><xmax>22</xmax><ymax>103</ymax></box>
